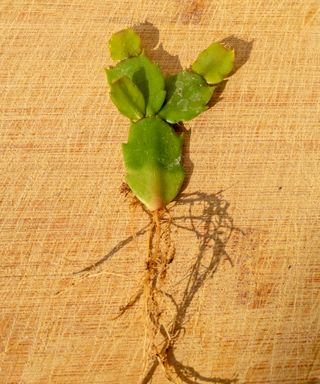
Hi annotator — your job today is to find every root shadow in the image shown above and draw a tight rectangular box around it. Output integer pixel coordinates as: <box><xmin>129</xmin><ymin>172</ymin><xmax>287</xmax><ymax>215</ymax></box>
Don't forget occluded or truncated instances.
<box><xmin>75</xmin><ymin>190</ymin><xmax>240</xmax><ymax>383</ymax></box>
<box><xmin>80</xmin><ymin>26</ymin><xmax>252</xmax><ymax>383</ymax></box>
<box><xmin>73</xmin><ymin>223</ymin><xmax>150</xmax><ymax>275</ymax></box>
<box><xmin>140</xmin><ymin>191</ymin><xmax>239</xmax><ymax>384</ymax></box>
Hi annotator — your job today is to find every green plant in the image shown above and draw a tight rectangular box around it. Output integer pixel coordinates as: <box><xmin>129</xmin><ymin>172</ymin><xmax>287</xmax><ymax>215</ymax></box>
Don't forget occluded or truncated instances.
<box><xmin>106</xmin><ymin>28</ymin><xmax>234</xmax><ymax>211</ymax></box>
<box><xmin>105</xmin><ymin>28</ymin><xmax>235</xmax><ymax>383</ymax></box>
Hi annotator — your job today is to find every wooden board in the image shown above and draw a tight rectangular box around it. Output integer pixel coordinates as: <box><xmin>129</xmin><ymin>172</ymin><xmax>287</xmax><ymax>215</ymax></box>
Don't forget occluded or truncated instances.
<box><xmin>1</xmin><ymin>1</ymin><xmax>319</xmax><ymax>383</ymax></box>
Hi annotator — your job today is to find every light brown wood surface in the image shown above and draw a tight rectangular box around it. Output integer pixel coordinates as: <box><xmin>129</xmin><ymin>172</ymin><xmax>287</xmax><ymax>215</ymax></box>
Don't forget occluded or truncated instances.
<box><xmin>1</xmin><ymin>1</ymin><xmax>319</xmax><ymax>383</ymax></box>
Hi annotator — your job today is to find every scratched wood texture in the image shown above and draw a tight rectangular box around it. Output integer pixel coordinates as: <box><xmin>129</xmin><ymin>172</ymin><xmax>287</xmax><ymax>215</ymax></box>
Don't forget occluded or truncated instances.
<box><xmin>1</xmin><ymin>1</ymin><xmax>320</xmax><ymax>383</ymax></box>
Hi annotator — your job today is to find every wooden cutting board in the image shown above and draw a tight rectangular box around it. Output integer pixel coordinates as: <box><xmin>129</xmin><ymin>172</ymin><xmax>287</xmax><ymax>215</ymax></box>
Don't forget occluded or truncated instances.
<box><xmin>1</xmin><ymin>1</ymin><xmax>319</xmax><ymax>383</ymax></box>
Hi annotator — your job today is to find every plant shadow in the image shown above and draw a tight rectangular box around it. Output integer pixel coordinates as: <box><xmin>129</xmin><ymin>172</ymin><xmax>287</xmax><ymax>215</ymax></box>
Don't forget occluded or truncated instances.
<box><xmin>74</xmin><ymin>190</ymin><xmax>240</xmax><ymax>383</ymax></box>
<box><xmin>219</xmin><ymin>36</ymin><xmax>254</xmax><ymax>75</ymax></box>
<box><xmin>133</xmin><ymin>21</ymin><xmax>183</xmax><ymax>75</ymax></box>
<box><xmin>131</xmin><ymin>23</ymin><xmax>253</xmax><ymax>193</ymax></box>
<box><xmin>174</xmin><ymin>123</ymin><xmax>194</xmax><ymax>193</ymax></box>
<box><xmin>141</xmin><ymin>191</ymin><xmax>238</xmax><ymax>384</ymax></box>
<box><xmin>85</xmin><ymin>26</ymin><xmax>252</xmax><ymax>382</ymax></box>
<box><xmin>208</xmin><ymin>36</ymin><xmax>254</xmax><ymax>110</ymax></box>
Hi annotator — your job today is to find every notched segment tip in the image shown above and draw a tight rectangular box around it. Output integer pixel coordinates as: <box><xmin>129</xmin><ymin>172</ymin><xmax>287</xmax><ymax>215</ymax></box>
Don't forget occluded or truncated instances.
<box><xmin>109</xmin><ymin>28</ymin><xmax>142</xmax><ymax>61</ymax></box>
<box><xmin>192</xmin><ymin>42</ymin><xmax>234</xmax><ymax>85</ymax></box>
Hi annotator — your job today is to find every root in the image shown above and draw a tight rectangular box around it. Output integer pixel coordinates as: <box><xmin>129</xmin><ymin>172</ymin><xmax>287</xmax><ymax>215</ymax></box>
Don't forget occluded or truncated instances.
<box><xmin>112</xmin><ymin>203</ymin><xmax>179</xmax><ymax>383</ymax></box>
<box><xmin>113</xmin><ymin>288</ymin><xmax>143</xmax><ymax>319</ymax></box>
<box><xmin>84</xmin><ymin>187</ymin><xmax>235</xmax><ymax>383</ymax></box>
<box><xmin>142</xmin><ymin>209</ymin><xmax>179</xmax><ymax>384</ymax></box>
<box><xmin>120</xmin><ymin>182</ymin><xmax>143</xmax><ymax>209</ymax></box>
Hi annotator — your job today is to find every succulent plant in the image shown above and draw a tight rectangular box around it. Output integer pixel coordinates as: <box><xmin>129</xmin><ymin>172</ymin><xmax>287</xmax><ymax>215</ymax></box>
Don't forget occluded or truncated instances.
<box><xmin>106</xmin><ymin>28</ymin><xmax>234</xmax><ymax>211</ymax></box>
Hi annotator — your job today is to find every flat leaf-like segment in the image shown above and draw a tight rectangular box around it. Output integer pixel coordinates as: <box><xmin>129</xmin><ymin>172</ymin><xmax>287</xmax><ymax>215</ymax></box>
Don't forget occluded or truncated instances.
<box><xmin>192</xmin><ymin>42</ymin><xmax>234</xmax><ymax>84</ymax></box>
<box><xmin>159</xmin><ymin>71</ymin><xmax>215</xmax><ymax>124</ymax></box>
<box><xmin>122</xmin><ymin>117</ymin><xmax>185</xmax><ymax>210</ymax></box>
<box><xmin>106</xmin><ymin>55</ymin><xmax>166</xmax><ymax>117</ymax></box>
<box><xmin>110</xmin><ymin>76</ymin><xmax>145</xmax><ymax>121</ymax></box>
<box><xmin>109</xmin><ymin>28</ymin><xmax>141</xmax><ymax>61</ymax></box>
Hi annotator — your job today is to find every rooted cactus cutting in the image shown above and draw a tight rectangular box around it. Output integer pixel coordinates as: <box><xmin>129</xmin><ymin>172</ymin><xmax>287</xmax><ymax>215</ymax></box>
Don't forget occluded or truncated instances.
<box><xmin>105</xmin><ymin>27</ymin><xmax>235</xmax><ymax>383</ymax></box>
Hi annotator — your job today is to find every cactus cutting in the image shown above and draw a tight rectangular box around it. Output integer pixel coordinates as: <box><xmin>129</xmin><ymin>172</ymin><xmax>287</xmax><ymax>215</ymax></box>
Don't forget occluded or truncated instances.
<box><xmin>105</xmin><ymin>27</ymin><xmax>235</xmax><ymax>383</ymax></box>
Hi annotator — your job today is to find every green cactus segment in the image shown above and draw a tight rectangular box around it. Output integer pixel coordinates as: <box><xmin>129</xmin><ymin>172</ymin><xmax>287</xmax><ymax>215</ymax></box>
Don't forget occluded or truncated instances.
<box><xmin>108</xmin><ymin>28</ymin><xmax>142</xmax><ymax>61</ymax></box>
<box><xmin>105</xmin><ymin>30</ymin><xmax>236</xmax><ymax>210</ymax></box>
<box><xmin>122</xmin><ymin>117</ymin><xmax>185</xmax><ymax>210</ymax></box>
<box><xmin>110</xmin><ymin>76</ymin><xmax>145</xmax><ymax>121</ymax></box>
<box><xmin>192</xmin><ymin>42</ymin><xmax>234</xmax><ymax>85</ymax></box>
<box><xmin>106</xmin><ymin>55</ymin><xmax>166</xmax><ymax>117</ymax></box>
<box><xmin>159</xmin><ymin>71</ymin><xmax>215</xmax><ymax>124</ymax></box>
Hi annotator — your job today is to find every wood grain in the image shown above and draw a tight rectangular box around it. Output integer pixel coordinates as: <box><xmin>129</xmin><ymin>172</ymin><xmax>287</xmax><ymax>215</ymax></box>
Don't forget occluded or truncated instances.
<box><xmin>0</xmin><ymin>1</ymin><xmax>319</xmax><ymax>383</ymax></box>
